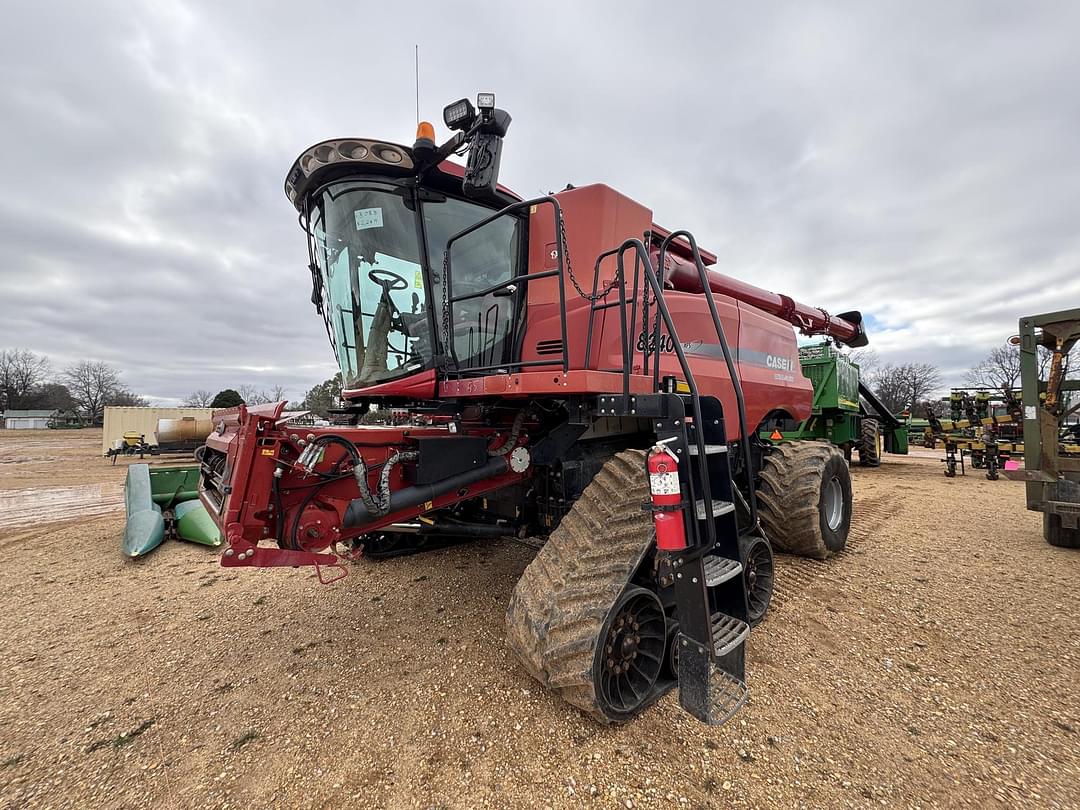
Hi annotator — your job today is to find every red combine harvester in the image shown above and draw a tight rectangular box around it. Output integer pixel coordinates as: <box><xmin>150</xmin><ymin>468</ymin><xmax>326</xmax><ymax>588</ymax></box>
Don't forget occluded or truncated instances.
<box><xmin>200</xmin><ymin>94</ymin><xmax>869</xmax><ymax>724</ymax></box>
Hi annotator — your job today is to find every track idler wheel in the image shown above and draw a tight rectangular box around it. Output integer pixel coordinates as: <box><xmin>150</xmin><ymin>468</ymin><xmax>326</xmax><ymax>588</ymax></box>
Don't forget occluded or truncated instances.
<box><xmin>738</xmin><ymin>534</ymin><xmax>775</xmax><ymax>625</ymax></box>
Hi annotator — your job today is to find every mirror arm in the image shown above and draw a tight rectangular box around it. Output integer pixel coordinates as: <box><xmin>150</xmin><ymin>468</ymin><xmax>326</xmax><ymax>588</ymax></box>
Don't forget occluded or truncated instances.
<box><xmin>417</xmin><ymin>133</ymin><xmax>467</xmax><ymax>174</ymax></box>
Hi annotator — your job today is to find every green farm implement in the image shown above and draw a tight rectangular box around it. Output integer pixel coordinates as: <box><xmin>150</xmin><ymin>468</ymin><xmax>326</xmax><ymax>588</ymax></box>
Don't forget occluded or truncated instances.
<box><xmin>123</xmin><ymin>464</ymin><xmax>221</xmax><ymax>557</ymax></box>
<box><xmin>1004</xmin><ymin>308</ymin><xmax>1080</xmax><ymax>547</ymax></box>
<box><xmin>762</xmin><ymin>343</ymin><xmax>908</xmax><ymax>464</ymax></box>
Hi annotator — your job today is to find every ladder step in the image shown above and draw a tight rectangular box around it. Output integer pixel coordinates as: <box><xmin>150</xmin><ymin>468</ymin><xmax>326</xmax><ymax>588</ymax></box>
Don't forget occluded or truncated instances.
<box><xmin>677</xmin><ymin>635</ymin><xmax>750</xmax><ymax>725</ymax></box>
<box><xmin>702</xmin><ymin>555</ymin><xmax>743</xmax><ymax>587</ymax></box>
<box><xmin>705</xmin><ymin>669</ymin><xmax>750</xmax><ymax>726</ymax></box>
<box><xmin>710</xmin><ymin>612</ymin><xmax>750</xmax><ymax>657</ymax></box>
<box><xmin>687</xmin><ymin>443</ymin><xmax>727</xmax><ymax>455</ymax></box>
<box><xmin>695</xmin><ymin>499</ymin><xmax>735</xmax><ymax>520</ymax></box>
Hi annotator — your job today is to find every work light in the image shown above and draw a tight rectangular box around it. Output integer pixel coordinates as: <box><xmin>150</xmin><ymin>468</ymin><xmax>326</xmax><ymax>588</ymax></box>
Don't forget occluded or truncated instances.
<box><xmin>476</xmin><ymin>92</ymin><xmax>495</xmax><ymax>110</ymax></box>
<box><xmin>443</xmin><ymin>98</ymin><xmax>476</xmax><ymax>131</ymax></box>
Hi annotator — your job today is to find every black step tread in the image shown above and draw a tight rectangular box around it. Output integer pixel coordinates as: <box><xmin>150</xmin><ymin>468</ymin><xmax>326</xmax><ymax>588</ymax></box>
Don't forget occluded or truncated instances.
<box><xmin>710</xmin><ymin>612</ymin><xmax>750</xmax><ymax>657</ymax></box>
<box><xmin>702</xmin><ymin>555</ymin><xmax>743</xmax><ymax>587</ymax></box>
<box><xmin>695</xmin><ymin>499</ymin><xmax>735</xmax><ymax>520</ymax></box>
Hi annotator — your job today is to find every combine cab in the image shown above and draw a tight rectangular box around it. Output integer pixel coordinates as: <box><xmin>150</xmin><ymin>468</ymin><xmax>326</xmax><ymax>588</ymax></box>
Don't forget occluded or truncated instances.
<box><xmin>200</xmin><ymin>93</ymin><xmax>876</xmax><ymax>724</ymax></box>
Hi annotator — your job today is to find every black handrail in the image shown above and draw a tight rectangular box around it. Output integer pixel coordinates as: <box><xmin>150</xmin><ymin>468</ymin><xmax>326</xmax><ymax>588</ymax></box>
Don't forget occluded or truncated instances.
<box><xmin>656</xmin><ymin>231</ymin><xmax>758</xmax><ymax>531</ymax></box>
<box><xmin>585</xmin><ymin>243</ymin><xmax>656</xmax><ymax>399</ymax></box>
<box><xmin>615</xmin><ymin>238</ymin><xmax>716</xmax><ymax>548</ymax></box>
<box><xmin>443</xmin><ymin>196</ymin><xmax>569</xmax><ymax>375</ymax></box>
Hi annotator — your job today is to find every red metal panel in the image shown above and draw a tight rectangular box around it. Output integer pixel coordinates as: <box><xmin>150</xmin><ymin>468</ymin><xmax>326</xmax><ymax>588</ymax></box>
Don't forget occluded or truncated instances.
<box><xmin>343</xmin><ymin>368</ymin><xmax>436</xmax><ymax>401</ymax></box>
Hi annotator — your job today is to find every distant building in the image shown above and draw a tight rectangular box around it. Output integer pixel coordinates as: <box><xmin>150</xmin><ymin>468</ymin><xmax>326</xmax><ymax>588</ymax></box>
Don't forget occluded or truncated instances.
<box><xmin>2</xmin><ymin>409</ymin><xmax>55</xmax><ymax>430</ymax></box>
<box><xmin>48</xmin><ymin>409</ymin><xmax>85</xmax><ymax>429</ymax></box>
<box><xmin>101</xmin><ymin>406</ymin><xmax>215</xmax><ymax>455</ymax></box>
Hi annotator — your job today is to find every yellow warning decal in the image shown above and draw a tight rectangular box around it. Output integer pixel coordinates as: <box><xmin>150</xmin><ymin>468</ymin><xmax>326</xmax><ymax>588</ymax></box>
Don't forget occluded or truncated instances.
<box><xmin>422</xmin><ymin>500</ymin><xmax>434</xmax><ymax>512</ymax></box>
<box><xmin>261</xmin><ymin>448</ymin><xmax>275</xmax><ymax>456</ymax></box>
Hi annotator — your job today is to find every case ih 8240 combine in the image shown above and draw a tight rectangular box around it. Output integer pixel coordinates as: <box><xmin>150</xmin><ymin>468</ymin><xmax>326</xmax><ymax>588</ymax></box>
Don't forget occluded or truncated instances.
<box><xmin>200</xmin><ymin>94</ymin><xmax>875</xmax><ymax>725</ymax></box>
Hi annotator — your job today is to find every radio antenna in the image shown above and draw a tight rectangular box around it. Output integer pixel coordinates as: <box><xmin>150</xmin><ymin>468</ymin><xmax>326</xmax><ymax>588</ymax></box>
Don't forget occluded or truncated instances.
<box><xmin>414</xmin><ymin>44</ymin><xmax>420</xmax><ymax>125</ymax></box>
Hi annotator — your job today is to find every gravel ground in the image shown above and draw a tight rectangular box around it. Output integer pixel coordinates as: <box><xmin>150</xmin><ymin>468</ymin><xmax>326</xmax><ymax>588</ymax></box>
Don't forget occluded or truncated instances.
<box><xmin>0</xmin><ymin>430</ymin><xmax>1077</xmax><ymax>809</ymax></box>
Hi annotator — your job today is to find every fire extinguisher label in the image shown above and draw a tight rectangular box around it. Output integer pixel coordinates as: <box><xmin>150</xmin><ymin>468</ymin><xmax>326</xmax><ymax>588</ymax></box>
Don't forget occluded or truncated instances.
<box><xmin>649</xmin><ymin>471</ymin><xmax>680</xmax><ymax>496</ymax></box>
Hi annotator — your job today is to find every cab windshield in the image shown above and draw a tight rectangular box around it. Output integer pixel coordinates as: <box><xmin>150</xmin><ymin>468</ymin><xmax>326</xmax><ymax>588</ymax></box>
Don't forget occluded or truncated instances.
<box><xmin>308</xmin><ymin>179</ymin><xmax>522</xmax><ymax>389</ymax></box>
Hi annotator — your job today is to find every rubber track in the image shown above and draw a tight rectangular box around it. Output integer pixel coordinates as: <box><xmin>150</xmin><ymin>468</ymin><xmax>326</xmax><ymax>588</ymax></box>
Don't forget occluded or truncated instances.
<box><xmin>859</xmin><ymin>418</ymin><xmax>881</xmax><ymax>467</ymax></box>
<box><xmin>756</xmin><ymin>440</ymin><xmax>843</xmax><ymax>559</ymax></box>
<box><xmin>505</xmin><ymin>450</ymin><xmax>654</xmax><ymax>722</ymax></box>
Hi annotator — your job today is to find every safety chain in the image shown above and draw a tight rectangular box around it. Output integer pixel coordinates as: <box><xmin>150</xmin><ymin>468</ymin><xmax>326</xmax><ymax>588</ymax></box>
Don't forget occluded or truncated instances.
<box><xmin>640</xmin><ymin>232</ymin><xmax>654</xmax><ymax>341</ymax></box>
<box><xmin>557</xmin><ymin>210</ymin><xmax>620</xmax><ymax>302</ymax></box>
<box><xmin>440</xmin><ymin>250</ymin><xmax>451</xmax><ymax>358</ymax></box>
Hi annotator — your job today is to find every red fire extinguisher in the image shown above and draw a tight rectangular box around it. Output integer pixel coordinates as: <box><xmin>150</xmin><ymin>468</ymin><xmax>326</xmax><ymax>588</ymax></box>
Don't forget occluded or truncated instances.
<box><xmin>648</xmin><ymin>442</ymin><xmax>687</xmax><ymax>551</ymax></box>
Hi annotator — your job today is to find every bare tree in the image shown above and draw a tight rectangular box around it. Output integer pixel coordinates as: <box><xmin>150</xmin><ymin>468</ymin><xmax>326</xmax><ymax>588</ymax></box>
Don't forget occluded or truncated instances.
<box><xmin>1038</xmin><ymin>343</ymin><xmax>1078</xmax><ymax>380</ymax></box>
<box><xmin>917</xmin><ymin>398</ymin><xmax>943</xmax><ymax>418</ymax></box>
<box><xmin>965</xmin><ymin>345</ymin><xmax>1022</xmax><ymax>394</ymax></box>
<box><xmin>0</xmin><ymin>349</ymin><xmax>51</xmax><ymax>410</ymax></box>
<box><xmin>868</xmin><ymin>362</ymin><xmax>942</xmax><ymax>414</ymax></box>
<box><xmin>105</xmin><ymin>389</ymin><xmax>149</xmax><ymax>408</ymax></box>
<box><xmin>236</xmin><ymin>384</ymin><xmax>287</xmax><ymax>405</ymax></box>
<box><xmin>967</xmin><ymin>342</ymin><xmax>1078</xmax><ymax>395</ymax></box>
<box><xmin>846</xmin><ymin>348</ymin><xmax>879</xmax><ymax>375</ymax></box>
<box><xmin>182</xmin><ymin>389</ymin><xmax>214</xmax><ymax>407</ymax></box>
<box><xmin>63</xmin><ymin>361</ymin><xmax>122</xmax><ymax>425</ymax></box>
<box><xmin>237</xmin><ymin>384</ymin><xmax>270</xmax><ymax>405</ymax></box>
<box><xmin>29</xmin><ymin>382</ymin><xmax>77</xmax><ymax>412</ymax></box>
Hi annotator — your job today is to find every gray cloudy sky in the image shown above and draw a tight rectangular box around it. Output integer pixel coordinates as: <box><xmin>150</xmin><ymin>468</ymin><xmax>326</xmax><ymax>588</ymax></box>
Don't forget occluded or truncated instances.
<box><xmin>2</xmin><ymin>1</ymin><xmax>1078</xmax><ymax>404</ymax></box>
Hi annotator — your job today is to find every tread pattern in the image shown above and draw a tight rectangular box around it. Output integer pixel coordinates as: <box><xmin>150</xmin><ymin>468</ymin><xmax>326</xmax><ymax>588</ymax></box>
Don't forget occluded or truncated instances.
<box><xmin>505</xmin><ymin>450</ymin><xmax>654</xmax><ymax>722</ymax></box>
<box><xmin>859</xmin><ymin>417</ymin><xmax>881</xmax><ymax>467</ymax></box>
<box><xmin>756</xmin><ymin>440</ymin><xmax>846</xmax><ymax>559</ymax></box>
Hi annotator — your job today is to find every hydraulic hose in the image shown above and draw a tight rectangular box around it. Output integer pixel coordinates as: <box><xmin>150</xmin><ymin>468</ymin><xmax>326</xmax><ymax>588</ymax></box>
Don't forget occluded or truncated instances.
<box><xmin>343</xmin><ymin>455</ymin><xmax>510</xmax><ymax>528</ymax></box>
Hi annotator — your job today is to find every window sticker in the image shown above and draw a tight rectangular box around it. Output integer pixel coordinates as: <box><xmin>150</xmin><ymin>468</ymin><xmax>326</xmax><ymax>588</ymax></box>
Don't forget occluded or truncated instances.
<box><xmin>414</xmin><ymin>270</ymin><xmax>424</xmax><ymax>288</ymax></box>
<box><xmin>354</xmin><ymin>207</ymin><xmax>384</xmax><ymax>230</ymax></box>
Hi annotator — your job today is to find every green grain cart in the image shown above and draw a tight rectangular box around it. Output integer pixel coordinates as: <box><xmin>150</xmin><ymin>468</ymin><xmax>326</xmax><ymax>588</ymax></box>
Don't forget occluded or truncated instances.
<box><xmin>762</xmin><ymin>343</ymin><xmax>908</xmax><ymax>465</ymax></box>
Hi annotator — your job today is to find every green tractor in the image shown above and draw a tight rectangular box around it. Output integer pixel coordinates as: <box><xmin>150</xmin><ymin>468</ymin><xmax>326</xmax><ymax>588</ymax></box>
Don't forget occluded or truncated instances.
<box><xmin>761</xmin><ymin>343</ymin><xmax>908</xmax><ymax>465</ymax></box>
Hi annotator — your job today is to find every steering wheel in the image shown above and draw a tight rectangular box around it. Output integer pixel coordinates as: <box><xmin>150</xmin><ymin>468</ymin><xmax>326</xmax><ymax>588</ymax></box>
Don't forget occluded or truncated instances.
<box><xmin>368</xmin><ymin>268</ymin><xmax>409</xmax><ymax>291</ymax></box>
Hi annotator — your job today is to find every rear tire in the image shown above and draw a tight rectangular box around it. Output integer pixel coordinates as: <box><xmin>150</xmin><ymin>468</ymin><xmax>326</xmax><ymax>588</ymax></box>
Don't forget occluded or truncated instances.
<box><xmin>505</xmin><ymin>450</ymin><xmax>663</xmax><ymax>723</ymax></box>
<box><xmin>858</xmin><ymin>418</ymin><xmax>881</xmax><ymax>467</ymax></box>
<box><xmin>1044</xmin><ymin>482</ymin><xmax>1080</xmax><ymax>548</ymax></box>
<box><xmin>1045</xmin><ymin>513</ymin><xmax>1080</xmax><ymax>548</ymax></box>
<box><xmin>756</xmin><ymin>441</ymin><xmax>852</xmax><ymax>559</ymax></box>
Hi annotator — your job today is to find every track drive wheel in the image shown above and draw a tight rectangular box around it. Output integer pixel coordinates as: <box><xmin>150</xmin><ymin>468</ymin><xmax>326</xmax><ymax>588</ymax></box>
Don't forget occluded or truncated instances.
<box><xmin>858</xmin><ymin>418</ymin><xmax>881</xmax><ymax>467</ymax></box>
<box><xmin>756</xmin><ymin>441</ymin><xmax>852</xmax><ymax>559</ymax></box>
<box><xmin>505</xmin><ymin>450</ymin><xmax>665</xmax><ymax>723</ymax></box>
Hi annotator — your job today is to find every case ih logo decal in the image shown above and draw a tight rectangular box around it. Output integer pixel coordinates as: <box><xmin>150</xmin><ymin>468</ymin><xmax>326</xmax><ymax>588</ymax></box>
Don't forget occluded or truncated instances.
<box><xmin>765</xmin><ymin>353</ymin><xmax>794</xmax><ymax>372</ymax></box>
